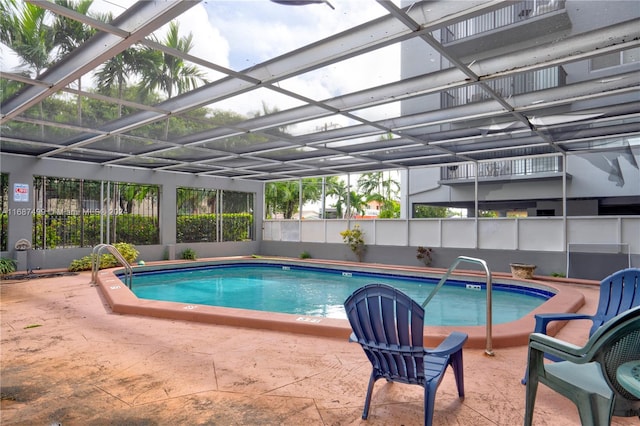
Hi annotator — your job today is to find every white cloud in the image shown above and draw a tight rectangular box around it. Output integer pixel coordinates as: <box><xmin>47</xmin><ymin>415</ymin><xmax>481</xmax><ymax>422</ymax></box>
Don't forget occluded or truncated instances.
<box><xmin>199</xmin><ymin>1</ymin><xmax>401</xmax><ymax>119</ymax></box>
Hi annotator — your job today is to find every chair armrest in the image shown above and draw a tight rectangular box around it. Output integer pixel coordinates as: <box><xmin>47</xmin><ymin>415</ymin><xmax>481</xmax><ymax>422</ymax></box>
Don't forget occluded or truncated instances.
<box><xmin>533</xmin><ymin>313</ymin><xmax>594</xmax><ymax>334</ymax></box>
<box><xmin>426</xmin><ymin>331</ymin><xmax>468</xmax><ymax>356</ymax></box>
<box><xmin>528</xmin><ymin>332</ymin><xmax>588</xmax><ymax>363</ymax></box>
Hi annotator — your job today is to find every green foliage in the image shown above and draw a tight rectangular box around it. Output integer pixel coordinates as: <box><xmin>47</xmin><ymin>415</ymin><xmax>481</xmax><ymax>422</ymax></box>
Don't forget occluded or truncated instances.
<box><xmin>0</xmin><ymin>212</ymin><xmax>7</xmax><ymax>252</ymax></box>
<box><xmin>379</xmin><ymin>199</ymin><xmax>401</xmax><ymax>218</ymax></box>
<box><xmin>299</xmin><ymin>251</ymin><xmax>311</xmax><ymax>259</ymax></box>
<box><xmin>181</xmin><ymin>248</ymin><xmax>197</xmax><ymax>260</ymax></box>
<box><xmin>110</xmin><ymin>242</ymin><xmax>139</xmax><ymax>264</ymax></box>
<box><xmin>68</xmin><ymin>242</ymin><xmax>138</xmax><ymax>272</ymax></box>
<box><xmin>33</xmin><ymin>213</ymin><xmax>158</xmax><ymax>249</ymax></box>
<box><xmin>413</xmin><ymin>205</ymin><xmax>450</xmax><ymax>218</ymax></box>
<box><xmin>479</xmin><ymin>210</ymin><xmax>498</xmax><ymax>218</ymax></box>
<box><xmin>0</xmin><ymin>257</ymin><xmax>17</xmax><ymax>276</ymax></box>
<box><xmin>340</xmin><ymin>225</ymin><xmax>366</xmax><ymax>262</ymax></box>
<box><xmin>551</xmin><ymin>272</ymin><xmax>566</xmax><ymax>278</ymax></box>
<box><xmin>416</xmin><ymin>246</ymin><xmax>433</xmax><ymax>266</ymax></box>
<box><xmin>176</xmin><ymin>213</ymin><xmax>253</xmax><ymax>243</ymax></box>
<box><xmin>264</xmin><ymin>178</ymin><xmax>324</xmax><ymax>219</ymax></box>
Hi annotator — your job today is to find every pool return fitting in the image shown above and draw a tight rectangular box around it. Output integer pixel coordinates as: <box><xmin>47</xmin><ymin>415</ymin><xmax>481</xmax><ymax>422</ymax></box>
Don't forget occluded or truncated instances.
<box><xmin>421</xmin><ymin>256</ymin><xmax>494</xmax><ymax>356</ymax></box>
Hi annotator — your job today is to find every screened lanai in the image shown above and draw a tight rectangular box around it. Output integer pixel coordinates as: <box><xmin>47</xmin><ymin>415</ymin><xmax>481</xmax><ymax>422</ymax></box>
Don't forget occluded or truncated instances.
<box><xmin>1</xmin><ymin>1</ymin><xmax>639</xmax><ymax>276</ymax></box>
<box><xmin>2</xmin><ymin>0</ymin><xmax>638</xmax><ymax>177</ymax></box>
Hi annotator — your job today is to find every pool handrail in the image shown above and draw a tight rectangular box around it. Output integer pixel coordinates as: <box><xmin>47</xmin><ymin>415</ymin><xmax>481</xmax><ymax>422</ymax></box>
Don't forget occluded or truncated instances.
<box><xmin>91</xmin><ymin>244</ymin><xmax>133</xmax><ymax>288</ymax></box>
<box><xmin>422</xmin><ymin>255</ymin><xmax>494</xmax><ymax>356</ymax></box>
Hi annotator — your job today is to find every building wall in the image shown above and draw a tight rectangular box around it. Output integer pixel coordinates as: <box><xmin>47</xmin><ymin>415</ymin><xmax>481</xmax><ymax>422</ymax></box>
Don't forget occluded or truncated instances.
<box><xmin>408</xmin><ymin>149</ymin><xmax>640</xmax><ymax>213</ymax></box>
<box><xmin>1</xmin><ymin>153</ymin><xmax>263</xmax><ymax>270</ymax></box>
<box><xmin>401</xmin><ymin>0</ymin><xmax>640</xmax><ymax>214</ymax></box>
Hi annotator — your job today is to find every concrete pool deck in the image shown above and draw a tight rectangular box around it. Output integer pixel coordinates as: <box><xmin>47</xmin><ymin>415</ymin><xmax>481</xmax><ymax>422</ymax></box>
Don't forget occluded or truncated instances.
<box><xmin>1</xmin><ymin>266</ymin><xmax>639</xmax><ymax>425</ymax></box>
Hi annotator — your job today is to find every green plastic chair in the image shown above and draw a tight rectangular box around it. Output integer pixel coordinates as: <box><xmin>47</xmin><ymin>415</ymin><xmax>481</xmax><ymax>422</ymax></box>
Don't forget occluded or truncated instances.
<box><xmin>524</xmin><ymin>306</ymin><xmax>640</xmax><ymax>426</ymax></box>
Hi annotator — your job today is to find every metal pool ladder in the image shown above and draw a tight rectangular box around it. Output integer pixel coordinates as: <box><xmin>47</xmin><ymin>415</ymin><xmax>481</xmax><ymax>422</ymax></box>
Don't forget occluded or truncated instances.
<box><xmin>90</xmin><ymin>244</ymin><xmax>133</xmax><ymax>288</ymax></box>
<box><xmin>422</xmin><ymin>256</ymin><xmax>494</xmax><ymax>356</ymax></box>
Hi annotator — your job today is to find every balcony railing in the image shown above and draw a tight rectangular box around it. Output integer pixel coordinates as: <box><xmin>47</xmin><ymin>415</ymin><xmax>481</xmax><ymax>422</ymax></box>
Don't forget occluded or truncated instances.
<box><xmin>440</xmin><ymin>0</ymin><xmax>566</xmax><ymax>44</ymax></box>
<box><xmin>441</xmin><ymin>66</ymin><xmax>567</xmax><ymax>109</ymax></box>
<box><xmin>441</xmin><ymin>157</ymin><xmax>563</xmax><ymax>181</ymax></box>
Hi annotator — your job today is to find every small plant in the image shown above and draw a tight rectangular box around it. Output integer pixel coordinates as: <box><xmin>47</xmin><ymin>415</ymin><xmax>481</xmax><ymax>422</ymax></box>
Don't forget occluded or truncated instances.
<box><xmin>299</xmin><ymin>251</ymin><xmax>311</xmax><ymax>259</ymax></box>
<box><xmin>340</xmin><ymin>225</ymin><xmax>366</xmax><ymax>262</ymax></box>
<box><xmin>181</xmin><ymin>248</ymin><xmax>197</xmax><ymax>260</ymax></box>
<box><xmin>416</xmin><ymin>246</ymin><xmax>433</xmax><ymax>266</ymax></box>
<box><xmin>0</xmin><ymin>257</ymin><xmax>17</xmax><ymax>276</ymax></box>
<box><xmin>68</xmin><ymin>242</ymin><xmax>139</xmax><ymax>272</ymax></box>
<box><xmin>110</xmin><ymin>242</ymin><xmax>139</xmax><ymax>264</ymax></box>
<box><xmin>551</xmin><ymin>272</ymin><xmax>566</xmax><ymax>278</ymax></box>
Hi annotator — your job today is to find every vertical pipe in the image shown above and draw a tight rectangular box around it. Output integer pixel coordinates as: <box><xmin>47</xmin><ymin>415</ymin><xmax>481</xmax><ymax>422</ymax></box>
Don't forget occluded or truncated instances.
<box><xmin>298</xmin><ymin>178</ymin><xmax>302</xmax><ymax>241</ymax></box>
<box><xmin>562</xmin><ymin>153</ymin><xmax>568</xmax><ymax>277</ymax></box>
<box><xmin>105</xmin><ymin>181</ymin><xmax>110</xmax><ymax>244</ymax></box>
<box><xmin>100</xmin><ymin>181</ymin><xmax>104</xmax><ymax>244</ymax></box>
<box><xmin>474</xmin><ymin>162</ymin><xmax>479</xmax><ymax>248</ymax></box>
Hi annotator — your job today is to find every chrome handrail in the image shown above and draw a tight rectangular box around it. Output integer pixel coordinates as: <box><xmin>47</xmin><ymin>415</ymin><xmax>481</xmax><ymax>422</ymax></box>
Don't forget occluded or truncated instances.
<box><xmin>90</xmin><ymin>244</ymin><xmax>133</xmax><ymax>288</ymax></box>
<box><xmin>422</xmin><ymin>255</ymin><xmax>494</xmax><ymax>356</ymax></box>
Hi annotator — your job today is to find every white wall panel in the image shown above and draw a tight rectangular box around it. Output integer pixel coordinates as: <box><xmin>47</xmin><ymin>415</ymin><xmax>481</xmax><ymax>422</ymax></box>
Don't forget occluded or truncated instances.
<box><xmin>478</xmin><ymin>219</ymin><xmax>516</xmax><ymax>249</ymax></box>
<box><xmin>519</xmin><ymin>218</ymin><xmax>564</xmax><ymax>251</ymax></box>
<box><xmin>408</xmin><ymin>220</ymin><xmax>441</xmax><ymax>247</ymax></box>
<box><xmin>568</xmin><ymin>218</ymin><xmax>620</xmax><ymax>244</ymax></box>
<box><xmin>375</xmin><ymin>220</ymin><xmax>408</xmax><ymax>246</ymax></box>
<box><xmin>442</xmin><ymin>219</ymin><xmax>476</xmax><ymax>248</ymax></box>
<box><xmin>300</xmin><ymin>220</ymin><xmax>326</xmax><ymax>242</ymax></box>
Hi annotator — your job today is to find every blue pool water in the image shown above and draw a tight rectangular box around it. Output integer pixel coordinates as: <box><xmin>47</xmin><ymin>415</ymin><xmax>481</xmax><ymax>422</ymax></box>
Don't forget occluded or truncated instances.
<box><xmin>128</xmin><ymin>263</ymin><xmax>553</xmax><ymax>326</ymax></box>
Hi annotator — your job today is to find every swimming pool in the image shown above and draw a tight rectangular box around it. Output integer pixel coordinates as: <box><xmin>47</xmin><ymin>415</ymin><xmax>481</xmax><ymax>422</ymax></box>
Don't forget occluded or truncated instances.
<box><xmin>96</xmin><ymin>257</ymin><xmax>586</xmax><ymax>348</ymax></box>
<box><xmin>128</xmin><ymin>263</ymin><xmax>552</xmax><ymax>326</ymax></box>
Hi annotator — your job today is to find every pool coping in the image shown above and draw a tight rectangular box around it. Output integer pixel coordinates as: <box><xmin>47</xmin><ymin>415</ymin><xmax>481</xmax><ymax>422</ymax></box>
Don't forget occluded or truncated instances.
<box><xmin>95</xmin><ymin>256</ymin><xmax>588</xmax><ymax>349</ymax></box>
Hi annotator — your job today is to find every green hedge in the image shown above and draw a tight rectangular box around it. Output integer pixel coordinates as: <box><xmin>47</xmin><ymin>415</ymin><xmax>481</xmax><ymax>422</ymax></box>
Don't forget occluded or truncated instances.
<box><xmin>30</xmin><ymin>212</ymin><xmax>251</xmax><ymax>248</ymax></box>
<box><xmin>177</xmin><ymin>213</ymin><xmax>253</xmax><ymax>243</ymax></box>
<box><xmin>33</xmin><ymin>214</ymin><xmax>159</xmax><ymax>248</ymax></box>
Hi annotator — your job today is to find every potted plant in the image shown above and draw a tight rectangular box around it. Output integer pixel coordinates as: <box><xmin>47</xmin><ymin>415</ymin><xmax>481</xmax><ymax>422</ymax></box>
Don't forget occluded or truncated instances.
<box><xmin>340</xmin><ymin>225</ymin><xmax>366</xmax><ymax>262</ymax></box>
<box><xmin>416</xmin><ymin>246</ymin><xmax>433</xmax><ymax>266</ymax></box>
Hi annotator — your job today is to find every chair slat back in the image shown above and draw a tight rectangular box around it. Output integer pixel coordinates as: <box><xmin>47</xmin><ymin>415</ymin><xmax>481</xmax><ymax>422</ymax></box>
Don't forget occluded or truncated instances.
<box><xmin>591</xmin><ymin>268</ymin><xmax>640</xmax><ymax>335</ymax></box>
<box><xmin>345</xmin><ymin>283</ymin><xmax>426</xmax><ymax>384</ymax></box>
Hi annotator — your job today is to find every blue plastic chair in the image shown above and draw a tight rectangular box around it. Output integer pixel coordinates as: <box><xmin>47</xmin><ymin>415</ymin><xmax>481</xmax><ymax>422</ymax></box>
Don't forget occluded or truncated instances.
<box><xmin>524</xmin><ymin>306</ymin><xmax>640</xmax><ymax>426</ymax></box>
<box><xmin>344</xmin><ymin>283</ymin><xmax>468</xmax><ymax>426</ymax></box>
<box><xmin>522</xmin><ymin>267</ymin><xmax>640</xmax><ymax>384</ymax></box>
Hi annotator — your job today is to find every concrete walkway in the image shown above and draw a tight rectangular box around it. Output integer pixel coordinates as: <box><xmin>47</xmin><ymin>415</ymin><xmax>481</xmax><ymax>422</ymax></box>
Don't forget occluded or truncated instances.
<box><xmin>1</xmin><ymin>271</ymin><xmax>637</xmax><ymax>425</ymax></box>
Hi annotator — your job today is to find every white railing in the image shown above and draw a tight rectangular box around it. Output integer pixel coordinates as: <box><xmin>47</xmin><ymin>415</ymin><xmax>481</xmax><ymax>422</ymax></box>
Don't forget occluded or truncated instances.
<box><xmin>263</xmin><ymin>216</ymin><xmax>640</xmax><ymax>255</ymax></box>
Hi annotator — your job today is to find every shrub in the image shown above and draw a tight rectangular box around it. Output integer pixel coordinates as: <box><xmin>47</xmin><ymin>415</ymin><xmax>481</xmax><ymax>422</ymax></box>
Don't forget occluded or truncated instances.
<box><xmin>299</xmin><ymin>251</ymin><xmax>311</xmax><ymax>259</ymax></box>
<box><xmin>181</xmin><ymin>248</ymin><xmax>197</xmax><ymax>260</ymax></box>
<box><xmin>68</xmin><ymin>242</ymin><xmax>139</xmax><ymax>272</ymax></box>
<box><xmin>0</xmin><ymin>257</ymin><xmax>17</xmax><ymax>276</ymax></box>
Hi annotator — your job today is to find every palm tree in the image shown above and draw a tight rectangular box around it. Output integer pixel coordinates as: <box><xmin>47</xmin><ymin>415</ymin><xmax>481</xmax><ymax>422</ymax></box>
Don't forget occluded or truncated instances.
<box><xmin>357</xmin><ymin>172</ymin><xmax>383</xmax><ymax>196</ymax></box>
<box><xmin>52</xmin><ymin>0</ymin><xmax>95</xmax><ymax>124</ymax></box>
<box><xmin>264</xmin><ymin>178</ymin><xmax>324</xmax><ymax>219</ymax></box>
<box><xmin>346</xmin><ymin>190</ymin><xmax>368</xmax><ymax>218</ymax></box>
<box><xmin>0</xmin><ymin>1</ymin><xmax>55</xmax><ymax>139</ymax></box>
<box><xmin>358</xmin><ymin>171</ymin><xmax>400</xmax><ymax>217</ymax></box>
<box><xmin>0</xmin><ymin>1</ymin><xmax>53</xmax><ymax>78</ymax></box>
<box><xmin>138</xmin><ymin>21</ymin><xmax>208</xmax><ymax>140</ymax></box>
<box><xmin>95</xmin><ymin>43</ymin><xmax>156</xmax><ymax>117</ymax></box>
